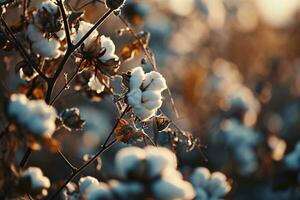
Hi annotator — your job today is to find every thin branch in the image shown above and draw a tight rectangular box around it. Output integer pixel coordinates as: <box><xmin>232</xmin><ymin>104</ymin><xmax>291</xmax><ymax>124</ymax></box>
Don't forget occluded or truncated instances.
<box><xmin>0</xmin><ymin>16</ymin><xmax>49</xmax><ymax>81</ymax></box>
<box><xmin>19</xmin><ymin>148</ymin><xmax>32</xmax><ymax>168</ymax></box>
<box><xmin>49</xmin><ymin>139</ymin><xmax>117</xmax><ymax>199</ymax></box>
<box><xmin>48</xmin><ymin>105</ymin><xmax>130</xmax><ymax>199</ymax></box>
<box><xmin>45</xmin><ymin>8</ymin><xmax>113</xmax><ymax>104</ymax></box>
<box><xmin>74</xmin><ymin>8</ymin><xmax>113</xmax><ymax>49</ymax></box>
<box><xmin>57</xmin><ymin>150</ymin><xmax>78</xmax><ymax>172</ymax></box>
<box><xmin>57</xmin><ymin>0</ymin><xmax>73</xmax><ymax>48</ymax></box>
<box><xmin>49</xmin><ymin>58</ymin><xmax>82</xmax><ymax>105</ymax></box>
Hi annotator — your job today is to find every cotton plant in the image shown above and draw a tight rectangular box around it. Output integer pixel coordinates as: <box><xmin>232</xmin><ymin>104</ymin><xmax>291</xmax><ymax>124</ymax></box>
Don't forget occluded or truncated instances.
<box><xmin>26</xmin><ymin>0</ymin><xmax>65</xmax><ymax>59</ymax></box>
<box><xmin>7</xmin><ymin>93</ymin><xmax>57</xmax><ymax>138</ymax></box>
<box><xmin>189</xmin><ymin>167</ymin><xmax>231</xmax><ymax>200</ymax></box>
<box><xmin>219</xmin><ymin>119</ymin><xmax>260</xmax><ymax>175</ymax></box>
<box><xmin>20</xmin><ymin>167</ymin><xmax>50</xmax><ymax>197</ymax></box>
<box><xmin>126</xmin><ymin>66</ymin><xmax>168</xmax><ymax>121</ymax></box>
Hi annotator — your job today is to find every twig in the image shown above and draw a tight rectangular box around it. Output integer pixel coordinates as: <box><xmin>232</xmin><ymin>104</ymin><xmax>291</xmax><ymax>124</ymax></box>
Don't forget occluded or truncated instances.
<box><xmin>49</xmin><ymin>58</ymin><xmax>82</xmax><ymax>105</ymax></box>
<box><xmin>19</xmin><ymin>148</ymin><xmax>32</xmax><ymax>168</ymax></box>
<box><xmin>57</xmin><ymin>0</ymin><xmax>73</xmax><ymax>48</ymax></box>
<box><xmin>45</xmin><ymin>8</ymin><xmax>113</xmax><ymax>103</ymax></box>
<box><xmin>48</xmin><ymin>105</ymin><xmax>130</xmax><ymax>199</ymax></box>
<box><xmin>0</xmin><ymin>16</ymin><xmax>49</xmax><ymax>81</ymax></box>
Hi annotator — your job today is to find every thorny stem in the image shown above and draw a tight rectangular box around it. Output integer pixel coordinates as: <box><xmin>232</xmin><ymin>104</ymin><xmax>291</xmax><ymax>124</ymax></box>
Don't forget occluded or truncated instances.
<box><xmin>48</xmin><ymin>105</ymin><xmax>130</xmax><ymax>199</ymax></box>
<box><xmin>0</xmin><ymin>16</ymin><xmax>49</xmax><ymax>81</ymax></box>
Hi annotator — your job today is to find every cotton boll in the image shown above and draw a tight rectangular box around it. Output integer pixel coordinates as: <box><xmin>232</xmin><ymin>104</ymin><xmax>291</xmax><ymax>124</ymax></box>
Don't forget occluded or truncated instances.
<box><xmin>56</xmin><ymin>29</ymin><xmax>66</xmax><ymax>41</ymax></box>
<box><xmin>85</xmin><ymin>183</ymin><xmax>112</xmax><ymax>200</ymax></box>
<box><xmin>143</xmin><ymin>71</ymin><xmax>167</xmax><ymax>92</ymax></box>
<box><xmin>194</xmin><ymin>188</ymin><xmax>208</xmax><ymax>200</ymax></box>
<box><xmin>79</xmin><ymin>176</ymin><xmax>100</xmax><ymax>194</ymax></box>
<box><xmin>129</xmin><ymin>67</ymin><xmax>145</xmax><ymax>90</ymax></box>
<box><xmin>27</xmin><ymin>24</ymin><xmax>44</xmax><ymax>43</ymax></box>
<box><xmin>127</xmin><ymin>89</ymin><xmax>143</xmax><ymax>108</ymax></box>
<box><xmin>22</xmin><ymin>167</ymin><xmax>50</xmax><ymax>191</ymax></box>
<box><xmin>206</xmin><ymin>172</ymin><xmax>230</xmax><ymax>198</ymax></box>
<box><xmin>99</xmin><ymin>35</ymin><xmax>119</xmax><ymax>61</ymax></box>
<box><xmin>38</xmin><ymin>0</ymin><xmax>58</xmax><ymax>14</ymax></box>
<box><xmin>134</xmin><ymin>106</ymin><xmax>156</xmax><ymax>121</ymax></box>
<box><xmin>190</xmin><ymin>167</ymin><xmax>210</xmax><ymax>187</ymax></box>
<box><xmin>152</xmin><ymin>176</ymin><xmax>195</xmax><ymax>200</ymax></box>
<box><xmin>88</xmin><ymin>75</ymin><xmax>105</xmax><ymax>94</ymax></box>
<box><xmin>115</xmin><ymin>146</ymin><xmax>146</xmax><ymax>178</ymax></box>
<box><xmin>145</xmin><ymin>146</ymin><xmax>177</xmax><ymax>178</ymax></box>
<box><xmin>110</xmin><ymin>180</ymin><xmax>144</xmax><ymax>199</ymax></box>
<box><xmin>32</xmin><ymin>38</ymin><xmax>62</xmax><ymax>59</ymax></box>
<box><xmin>127</xmin><ymin>67</ymin><xmax>167</xmax><ymax>121</ymax></box>
<box><xmin>73</xmin><ymin>21</ymin><xmax>98</xmax><ymax>48</ymax></box>
<box><xmin>8</xmin><ymin>94</ymin><xmax>57</xmax><ymax>137</ymax></box>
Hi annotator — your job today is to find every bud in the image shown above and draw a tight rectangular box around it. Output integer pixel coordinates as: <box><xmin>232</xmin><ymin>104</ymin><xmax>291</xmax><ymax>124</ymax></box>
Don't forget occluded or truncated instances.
<box><xmin>59</xmin><ymin>107</ymin><xmax>85</xmax><ymax>131</ymax></box>
<box><xmin>105</xmin><ymin>0</ymin><xmax>126</xmax><ymax>10</ymax></box>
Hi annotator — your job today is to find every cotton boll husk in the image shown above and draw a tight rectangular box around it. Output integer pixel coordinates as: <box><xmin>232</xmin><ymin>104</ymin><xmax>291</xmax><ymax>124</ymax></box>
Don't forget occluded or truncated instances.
<box><xmin>19</xmin><ymin>67</ymin><xmax>38</xmax><ymax>81</ymax></box>
<box><xmin>152</xmin><ymin>173</ymin><xmax>195</xmax><ymax>200</ymax></box>
<box><xmin>27</xmin><ymin>24</ymin><xmax>44</xmax><ymax>43</ymax></box>
<box><xmin>79</xmin><ymin>176</ymin><xmax>99</xmax><ymax>194</ymax></box>
<box><xmin>143</xmin><ymin>71</ymin><xmax>167</xmax><ymax>92</ymax></box>
<box><xmin>85</xmin><ymin>183</ymin><xmax>112</xmax><ymax>200</ymax></box>
<box><xmin>32</xmin><ymin>38</ymin><xmax>61</xmax><ymax>59</ymax></box>
<box><xmin>23</xmin><ymin>167</ymin><xmax>50</xmax><ymax>190</ymax></box>
<box><xmin>129</xmin><ymin>67</ymin><xmax>145</xmax><ymax>89</ymax></box>
<box><xmin>88</xmin><ymin>75</ymin><xmax>105</xmax><ymax>94</ymax></box>
<box><xmin>109</xmin><ymin>180</ymin><xmax>144</xmax><ymax>199</ymax></box>
<box><xmin>145</xmin><ymin>146</ymin><xmax>177</xmax><ymax>178</ymax></box>
<box><xmin>115</xmin><ymin>147</ymin><xmax>146</xmax><ymax>178</ymax></box>
<box><xmin>190</xmin><ymin>167</ymin><xmax>210</xmax><ymax>187</ymax></box>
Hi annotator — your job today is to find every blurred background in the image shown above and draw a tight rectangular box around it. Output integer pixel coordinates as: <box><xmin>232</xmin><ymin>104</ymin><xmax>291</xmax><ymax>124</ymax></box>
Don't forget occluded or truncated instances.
<box><xmin>2</xmin><ymin>0</ymin><xmax>300</xmax><ymax>199</ymax></box>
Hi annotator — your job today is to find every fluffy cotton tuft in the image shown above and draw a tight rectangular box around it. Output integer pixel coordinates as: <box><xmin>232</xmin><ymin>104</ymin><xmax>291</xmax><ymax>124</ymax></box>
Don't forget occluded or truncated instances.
<box><xmin>190</xmin><ymin>167</ymin><xmax>231</xmax><ymax>199</ymax></box>
<box><xmin>22</xmin><ymin>167</ymin><xmax>50</xmax><ymax>193</ymax></box>
<box><xmin>88</xmin><ymin>75</ymin><xmax>105</xmax><ymax>93</ymax></box>
<box><xmin>38</xmin><ymin>0</ymin><xmax>58</xmax><ymax>14</ymax></box>
<box><xmin>152</xmin><ymin>167</ymin><xmax>195</xmax><ymax>200</ymax></box>
<box><xmin>99</xmin><ymin>35</ymin><xmax>119</xmax><ymax>62</ymax></box>
<box><xmin>7</xmin><ymin>94</ymin><xmax>57</xmax><ymax>137</ymax></box>
<box><xmin>145</xmin><ymin>146</ymin><xmax>177</xmax><ymax>178</ymax></box>
<box><xmin>127</xmin><ymin>67</ymin><xmax>167</xmax><ymax>121</ymax></box>
<box><xmin>27</xmin><ymin>24</ymin><xmax>62</xmax><ymax>59</ymax></box>
<box><xmin>115</xmin><ymin>146</ymin><xmax>146</xmax><ymax>178</ymax></box>
<box><xmin>73</xmin><ymin>21</ymin><xmax>98</xmax><ymax>48</ymax></box>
